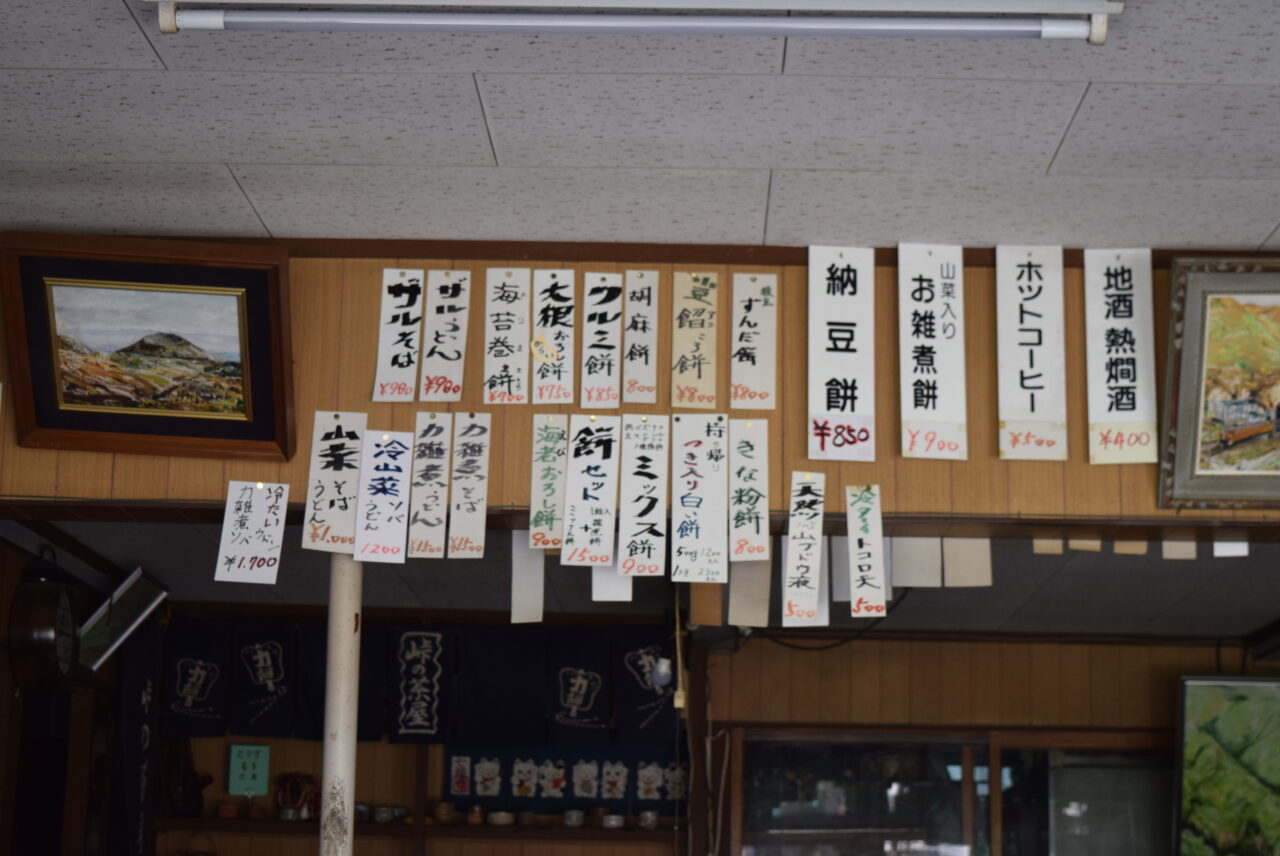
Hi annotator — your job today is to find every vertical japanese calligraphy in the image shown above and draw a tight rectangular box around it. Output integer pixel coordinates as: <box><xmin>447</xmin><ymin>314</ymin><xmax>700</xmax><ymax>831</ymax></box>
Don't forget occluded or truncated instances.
<box><xmin>808</xmin><ymin>246</ymin><xmax>876</xmax><ymax>461</ymax></box>
<box><xmin>374</xmin><ymin>268</ymin><xmax>425</xmax><ymax>401</ymax></box>
<box><xmin>580</xmin><ymin>272</ymin><xmax>624</xmax><ymax>408</ymax></box>
<box><xmin>301</xmin><ymin>410</ymin><xmax>367</xmax><ymax>553</ymax></box>
<box><xmin>898</xmin><ymin>244</ymin><xmax>968</xmax><ymax>459</ymax></box>
<box><xmin>782</xmin><ymin>473</ymin><xmax>825</xmax><ymax>620</ymax></box>
<box><xmin>1084</xmin><ymin>249</ymin><xmax>1157</xmax><ymax>464</ymax></box>
<box><xmin>670</xmin><ymin>414</ymin><xmax>729</xmax><ymax>584</ymax></box>
<box><xmin>528</xmin><ymin>414</ymin><xmax>569</xmax><ymax>550</ymax></box>
<box><xmin>844</xmin><ymin>485</ymin><xmax>887</xmax><ymax>616</ymax></box>
<box><xmin>623</xmin><ymin>270</ymin><xmax>660</xmax><ymax>404</ymax></box>
<box><xmin>996</xmin><ymin>246</ymin><xmax>1068</xmax><ymax>460</ymax></box>
<box><xmin>670</xmin><ymin>272</ymin><xmax>719</xmax><ymax>409</ymax></box>
<box><xmin>561</xmin><ymin>415</ymin><xmax>623</xmax><ymax>566</ymax></box>
<box><xmin>354</xmin><ymin>430</ymin><xmax>413</xmax><ymax>563</ymax></box>
<box><xmin>407</xmin><ymin>412</ymin><xmax>453</xmax><ymax>558</ymax></box>
<box><xmin>730</xmin><ymin>273</ymin><xmax>778</xmax><ymax>409</ymax></box>
<box><xmin>728</xmin><ymin>419</ymin><xmax>769</xmax><ymax>561</ymax></box>
<box><xmin>531</xmin><ymin>269</ymin><xmax>576</xmax><ymax>405</ymax></box>
<box><xmin>421</xmin><ymin>270</ymin><xmax>471</xmax><ymax>401</ymax></box>
<box><xmin>483</xmin><ymin>268</ymin><xmax>531</xmax><ymax>405</ymax></box>
<box><xmin>780</xmin><ymin>536</ymin><xmax>830</xmax><ymax>628</ymax></box>
<box><xmin>216</xmin><ymin>480</ymin><xmax>289</xmax><ymax>584</ymax></box>
<box><xmin>447</xmin><ymin>412</ymin><xmax>492</xmax><ymax>558</ymax></box>
<box><xmin>617</xmin><ymin>415</ymin><xmax>670</xmax><ymax>576</ymax></box>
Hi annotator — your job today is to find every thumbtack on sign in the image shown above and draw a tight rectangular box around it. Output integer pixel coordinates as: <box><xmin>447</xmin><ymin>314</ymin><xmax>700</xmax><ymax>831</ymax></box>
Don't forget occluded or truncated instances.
<box><xmin>589</xmin><ymin>414</ymin><xmax>597</xmax><ymax>422</ymax></box>
<box><xmin>382</xmin><ymin>433</ymin><xmax>390</xmax><ymax>441</ymax></box>
<box><xmin>256</xmin><ymin>482</ymin><xmax>264</xmax><ymax>490</ymax></box>
<box><xmin>640</xmin><ymin>415</ymin><xmax>648</xmax><ymax>422</ymax></box>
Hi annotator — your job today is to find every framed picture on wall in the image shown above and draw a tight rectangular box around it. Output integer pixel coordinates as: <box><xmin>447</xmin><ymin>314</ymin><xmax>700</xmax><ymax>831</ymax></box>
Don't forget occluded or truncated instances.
<box><xmin>1175</xmin><ymin>676</ymin><xmax>1280</xmax><ymax>855</ymax></box>
<box><xmin>0</xmin><ymin>232</ymin><xmax>295</xmax><ymax>461</ymax></box>
<box><xmin>1160</xmin><ymin>257</ymin><xmax>1280</xmax><ymax>507</ymax></box>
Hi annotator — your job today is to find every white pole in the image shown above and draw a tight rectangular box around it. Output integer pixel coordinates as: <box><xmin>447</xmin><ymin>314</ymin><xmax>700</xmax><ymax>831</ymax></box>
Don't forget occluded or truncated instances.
<box><xmin>319</xmin><ymin>552</ymin><xmax>363</xmax><ymax>856</ymax></box>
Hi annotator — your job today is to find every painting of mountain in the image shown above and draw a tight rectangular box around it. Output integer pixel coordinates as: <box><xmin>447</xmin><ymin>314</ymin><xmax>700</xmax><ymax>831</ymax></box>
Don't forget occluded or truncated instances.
<box><xmin>1197</xmin><ymin>295</ymin><xmax>1280</xmax><ymax>472</ymax></box>
<box><xmin>49</xmin><ymin>282</ymin><xmax>248</xmax><ymax>418</ymax></box>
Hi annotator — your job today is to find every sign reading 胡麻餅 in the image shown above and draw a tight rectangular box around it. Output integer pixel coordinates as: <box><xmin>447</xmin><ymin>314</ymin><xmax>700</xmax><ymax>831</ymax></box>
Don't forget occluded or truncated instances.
<box><xmin>671</xmin><ymin>272</ymin><xmax>719</xmax><ymax>409</ymax></box>
<box><xmin>483</xmin><ymin>268</ymin><xmax>531</xmax><ymax>405</ymax></box>
<box><xmin>997</xmin><ymin>245</ymin><xmax>1067</xmax><ymax>460</ymax></box>
<box><xmin>808</xmin><ymin>246</ymin><xmax>876</xmax><ymax>461</ymax></box>
<box><xmin>581</xmin><ymin>272</ymin><xmax>624</xmax><ymax>409</ymax></box>
<box><xmin>407</xmin><ymin>411</ymin><xmax>452</xmax><ymax>559</ymax></box>
<box><xmin>421</xmin><ymin>270</ymin><xmax>471</xmax><ymax>401</ymax></box>
<box><xmin>529</xmin><ymin>414</ymin><xmax>569</xmax><ymax>550</ymax></box>
<box><xmin>301</xmin><ymin>410</ymin><xmax>367</xmax><ymax>553</ymax></box>
<box><xmin>531</xmin><ymin>269</ymin><xmax>576</xmax><ymax>405</ymax></box>
<box><xmin>730</xmin><ymin>273</ymin><xmax>777</xmax><ymax>409</ymax></box>
<box><xmin>373</xmin><ymin>268</ymin><xmax>424</xmax><ymax>402</ymax></box>
<box><xmin>561</xmin><ymin>415</ymin><xmax>623</xmax><ymax>567</ymax></box>
<box><xmin>623</xmin><ymin>270</ymin><xmax>660</xmax><ymax>404</ymax></box>
<box><xmin>898</xmin><ymin>243</ymin><xmax>967</xmax><ymax>460</ymax></box>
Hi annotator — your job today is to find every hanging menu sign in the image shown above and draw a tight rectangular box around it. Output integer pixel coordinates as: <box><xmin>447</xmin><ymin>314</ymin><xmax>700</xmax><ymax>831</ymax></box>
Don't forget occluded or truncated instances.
<box><xmin>216</xmin><ymin>480</ymin><xmax>289</xmax><ymax>584</ymax></box>
<box><xmin>561</xmin><ymin>415</ymin><xmax>623</xmax><ymax>566</ymax></box>
<box><xmin>783</xmin><ymin>472</ymin><xmax>825</xmax><ymax>620</ymax></box>
<box><xmin>997</xmin><ymin>245</ymin><xmax>1067</xmax><ymax>460</ymax></box>
<box><xmin>671</xmin><ymin>272</ymin><xmax>718</xmax><ymax>409</ymax></box>
<box><xmin>447</xmin><ymin>412</ymin><xmax>492</xmax><ymax>558</ymax></box>
<box><xmin>373</xmin><ymin>268</ymin><xmax>424</xmax><ymax>402</ymax></box>
<box><xmin>808</xmin><ymin>246</ymin><xmax>876</xmax><ymax>461</ymax></box>
<box><xmin>301</xmin><ymin>410</ymin><xmax>367</xmax><ymax>553</ymax></box>
<box><xmin>531</xmin><ymin>269</ymin><xmax>576</xmax><ymax>405</ymax></box>
<box><xmin>898</xmin><ymin>243</ymin><xmax>967</xmax><ymax>460</ymax></box>
<box><xmin>670</xmin><ymin>414</ymin><xmax>729</xmax><ymax>583</ymax></box>
<box><xmin>354</xmin><ymin>430</ymin><xmax>413</xmax><ymax>564</ymax></box>
<box><xmin>730</xmin><ymin>273</ymin><xmax>778</xmax><ymax>409</ymax></box>
<box><xmin>1084</xmin><ymin>248</ymin><xmax>1157</xmax><ymax>464</ymax></box>
<box><xmin>728</xmin><ymin>418</ymin><xmax>769</xmax><ymax>561</ymax></box>
<box><xmin>581</xmin><ymin>272</ymin><xmax>624</xmax><ymax>408</ymax></box>
<box><xmin>529</xmin><ymin>414</ymin><xmax>569</xmax><ymax>550</ymax></box>
<box><xmin>845</xmin><ymin>485</ymin><xmax>887</xmax><ymax>616</ymax></box>
<box><xmin>421</xmin><ymin>270</ymin><xmax>472</xmax><ymax>401</ymax></box>
<box><xmin>483</xmin><ymin>268</ymin><xmax>531</xmax><ymax>405</ymax></box>
<box><xmin>623</xmin><ymin>270</ymin><xmax>659</xmax><ymax>404</ymax></box>
<box><xmin>617</xmin><ymin>415</ymin><xmax>669</xmax><ymax>576</ymax></box>
<box><xmin>407</xmin><ymin>412</ymin><xmax>453</xmax><ymax>559</ymax></box>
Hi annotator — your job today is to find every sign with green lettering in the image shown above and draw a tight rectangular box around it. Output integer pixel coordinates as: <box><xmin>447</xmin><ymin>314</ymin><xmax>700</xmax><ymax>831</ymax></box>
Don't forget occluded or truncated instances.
<box><xmin>228</xmin><ymin>744</ymin><xmax>269</xmax><ymax>797</ymax></box>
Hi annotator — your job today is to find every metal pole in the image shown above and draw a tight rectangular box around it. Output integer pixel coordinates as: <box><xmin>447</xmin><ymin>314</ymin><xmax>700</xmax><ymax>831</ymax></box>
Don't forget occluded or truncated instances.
<box><xmin>319</xmin><ymin>552</ymin><xmax>363</xmax><ymax>856</ymax></box>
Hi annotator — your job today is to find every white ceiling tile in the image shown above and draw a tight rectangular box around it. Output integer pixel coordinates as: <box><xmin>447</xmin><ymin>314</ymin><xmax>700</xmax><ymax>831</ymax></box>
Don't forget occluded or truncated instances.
<box><xmin>3</xmin><ymin>0</ymin><xmax>162</xmax><ymax>70</ymax></box>
<box><xmin>0</xmin><ymin>162</ymin><xmax>268</xmax><ymax>236</ymax></box>
<box><xmin>233</xmin><ymin>165</ymin><xmax>768</xmax><ymax>243</ymax></box>
<box><xmin>766</xmin><ymin>170</ymin><xmax>1280</xmax><ymax>249</ymax></box>
<box><xmin>1050</xmin><ymin>83</ymin><xmax>1280</xmax><ymax>179</ymax></box>
<box><xmin>784</xmin><ymin>0</ymin><xmax>1280</xmax><ymax>86</ymax></box>
<box><xmin>0</xmin><ymin>70</ymin><xmax>493</xmax><ymax>165</ymax></box>
<box><xmin>479</xmin><ymin>74</ymin><xmax>1084</xmax><ymax>171</ymax></box>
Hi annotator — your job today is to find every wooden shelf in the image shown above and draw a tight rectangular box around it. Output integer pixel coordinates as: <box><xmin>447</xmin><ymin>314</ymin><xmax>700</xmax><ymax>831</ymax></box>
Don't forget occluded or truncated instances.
<box><xmin>425</xmin><ymin>824</ymin><xmax>678</xmax><ymax>843</ymax></box>
<box><xmin>155</xmin><ymin>816</ymin><xmax>677</xmax><ymax>844</ymax></box>
<box><xmin>154</xmin><ymin>817</ymin><xmax>419</xmax><ymax>839</ymax></box>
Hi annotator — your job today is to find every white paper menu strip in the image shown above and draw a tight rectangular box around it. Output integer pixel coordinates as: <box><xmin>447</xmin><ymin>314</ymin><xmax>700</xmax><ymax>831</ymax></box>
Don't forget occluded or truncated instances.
<box><xmin>671</xmin><ymin>271</ymin><xmax>719</xmax><ymax>409</ymax></box>
<box><xmin>373</xmin><ymin>268</ymin><xmax>425</xmax><ymax>402</ymax></box>
<box><xmin>670</xmin><ymin>414</ymin><xmax>729</xmax><ymax>584</ymax></box>
<box><xmin>581</xmin><ymin>272</ymin><xmax>624</xmax><ymax>408</ymax></box>
<box><xmin>510</xmin><ymin>531</ymin><xmax>545</xmax><ymax>624</ymax></box>
<box><xmin>216</xmin><ymin>480</ymin><xmax>289</xmax><ymax>584</ymax></box>
<box><xmin>353</xmin><ymin>430</ymin><xmax>413</xmax><ymax>564</ymax></box>
<box><xmin>447</xmin><ymin>412</ymin><xmax>492</xmax><ymax>558</ymax></box>
<box><xmin>420</xmin><ymin>270</ymin><xmax>472</xmax><ymax>401</ymax></box>
<box><xmin>483</xmin><ymin>267</ymin><xmax>531</xmax><ymax>405</ymax></box>
<box><xmin>1084</xmin><ymin>248</ymin><xmax>1157</xmax><ymax>464</ymax></box>
<box><xmin>997</xmin><ymin>245</ymin><xmax>1067</xmax><ymax>460</ymax></box>
<box><xmin>617</xmin><ymin>415</ymin><xmax>670</xmax><ymax>576</ymax></box>
<box><xmin>845</xmin><ymin>485</ymin><xmax>887</xmax><ymax>616</ymax></box>
<box><xmin>529</xmin><ymin>414</ymin><xmax>569</xmax><ymax>550</ymax></box>
<box><xmin>561</xmin><ymin>414</ymin><xmax>623</xmax><ymax>566</ymax></box>
<box><xmin>781</xmin><ymin>536</ymin><xmax>830</xmax><ymax>628</ymax></box>
<box><xmin>301</xmin><ymin>410</ymin><xmax>367</xmax><ymax>553</ymax></box>
<box><xmin>898</xmin><ymin>244</ymin><xmax>967</xmax><ymax>460</ymax></box>
<box><xmin>727</xmin><ymin>559</ymin><xmax>771</xmax><ymax>628</ymax></box>
<box><xmin>407</xmin><ymin>411</ymin><xmax>453</xmax><ymax>559</ymax></box>
<box><xmin>728</xmin><ymin>418</ymin><xmax>769</xmax><ymax>562</ymax></box>
<box><xmin>593</xmin><ymin>562</ymin><xmax>634</xmax><ymax>602</ymax></box>
<box><xmin>782</xmin><ymin>472</ymin><xmax>825</xmax><ymax>620</ymax></box>
<box><xmin>730</xmin><ymin>273</ymin><xmax>778</xmax><ymax>410</ymax></box>
<box><xmin>623</xmin><ymin>270</ymin><xmax>660</xmax><ymax>404</ymax></box>
<box><xmin>531</xmin><ymin>269</ymin><xmax>576</xmax><ymax>405</ymax></box>
<box><xmin>808</xmin><ymin>246</ymin><xmax>876</xmax><ymax>461</ymax></box>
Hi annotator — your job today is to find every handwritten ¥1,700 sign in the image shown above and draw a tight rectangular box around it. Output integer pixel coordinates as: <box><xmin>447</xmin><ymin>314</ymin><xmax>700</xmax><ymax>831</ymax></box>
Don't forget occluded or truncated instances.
<box><xmin>216</xmin><ymin>480</ymin><xmax>289</xmax><ymax>584</ymax></box>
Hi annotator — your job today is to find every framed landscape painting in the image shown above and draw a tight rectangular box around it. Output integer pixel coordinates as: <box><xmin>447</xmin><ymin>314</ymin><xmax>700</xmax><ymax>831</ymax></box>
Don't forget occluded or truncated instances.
<box><xmin>1</xmin><ymin>232</ymin><xmax>294</xmax><ymax>461</ymax></box>
<box><xmin>1160</xmin><ymin>257</ymin><xmax>1280</xmax><ymax>507</ymax></box>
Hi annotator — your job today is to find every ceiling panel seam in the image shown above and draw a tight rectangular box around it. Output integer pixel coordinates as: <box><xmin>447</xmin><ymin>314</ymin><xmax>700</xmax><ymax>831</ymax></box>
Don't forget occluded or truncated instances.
<box><xmin>1043</xmin><ymin>80</ymin><xmax>1090</xmax><ymax>176</ymax></box>
<box><xmin>472</xmin><ymin>73</ymin><xmax>501</xmax><ymax>167</ymax></box>
<box><xmin>225</xmin><ymin>163</ymin><xmax>274</xmax><ymax>238</ymax></box>
<box><xmin>118</xmin><ymin>0</ymin><xmax>170</xmax><ymax>70</ymax></box>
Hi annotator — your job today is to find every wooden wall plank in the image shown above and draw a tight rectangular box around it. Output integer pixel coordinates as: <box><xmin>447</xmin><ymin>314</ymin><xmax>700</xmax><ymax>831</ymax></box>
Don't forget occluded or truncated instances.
<box><xmin>1028</xmin><ymin>644</ymin><xmax>1062</xmax><ymax>726</ymax></box>
<box><xmin>950</xmin><ymin>268</ymin><xmax>1008</xmax><ymax>516</ymax></box>
<box><xmin>848</xmin><ymin>641</ymin><xmax>882</xmax><ymax>724</ymax></box>
<box><xmin>816</xmin><ymin>644</ymin><xmax>853</xmax><ymax>724</ymax></box>
<box><xmin>996</xmin><ymin>645</ymin><xmax>1032</xmax><ymax>726</ymax></box>
<box><xmin>939</xmin><ymin>642</ymin><xmax>973</xmax><ymax>725</ymax></box>
<box><xmin>877</xmin><ymin>642</ymin><xmax>911</xmax><ymax>724</ymax></box>
<box><xmin>1062</xmin><ymin>268</ymin><xmax>1121</xmax><ymax>518</ymax></box>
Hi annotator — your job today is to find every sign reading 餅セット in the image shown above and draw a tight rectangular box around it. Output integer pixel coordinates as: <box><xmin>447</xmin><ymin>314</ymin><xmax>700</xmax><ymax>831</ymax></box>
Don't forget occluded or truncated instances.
<box><xmin>561</xmin><ymin>415</ymin><xmax>623</xmax><ymax>567</ymax></box>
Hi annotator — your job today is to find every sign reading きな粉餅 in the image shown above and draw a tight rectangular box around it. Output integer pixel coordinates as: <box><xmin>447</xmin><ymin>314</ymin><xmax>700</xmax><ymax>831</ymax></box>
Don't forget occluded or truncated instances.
<box><xmin>354</xmin><ymin>430</ymin><xmax>413</xmax><ymax>564</ymax></box>
<box><xmin>845</xmin><ymin>484</ymin><xmax>887</xmax><ymax>617</ymax></box>
<box><xmin>447</xmin><ymin>412</ymin><xmax>492</xmax><ymax>558</ymax></box>
<box><xmin>483</xmin><ymin>268</ymin><xmax>531</xmax><ymax>405</ymax></box>
<box><xmin>808</xmin><ymin>246</ymin><xmax>876</xmax><ymax>461</ymax></box>
<box><xmin>531</xmin><ymin>269</ymin><xmax>576</xmax><ymax>405</ymax></box>
<box><xmin>898</xmin><ymin>244</ymin><xmax>968</xmax><ymax>460</ymax></box>
<box><xmin>782</xmin><ymin>472</ymin><xmax>825</xmax><ymax>621</ymax></box>
<box><xmin>561</xmin><ymin>414</ymin><xmax>622</xmax><ymax>567</ymax></box>
<box><xmin>216</xmin><ymin>480</ymin><xmax>289</xmax><ymax>584</ymax></box>
<box><xmin>421</xmin><ymin>269</ymin><xmax>471</xmax><ymax>401</ymax></box>
<box><xmin>1084</xmin><ymin>249</ymin><xmax>1157</xmax><ymax>464</ymax></box>
<box><xmin>730</xmin><ymin>273</ymin><xmax>777</xmax><ymax>409</ymax></box>
<box><xmin>670</xmin><ymin>414</ymin><xmax>729</xmax><ymax>584</ymax></box>
<box><xmin>728</xmin><ymin>418</ymin><xmax>769</xmax><ymax>561</ymax></box>
<box><xmin>997</xmin><ymin>245</ymin><xmax>1067</xmax><ymax>460</ymax></box>
<box><xmin>616</xmin><ymin>414</ymin><xmax>669</xmax><ymax>576</ymax></box>
<box><xmin>671</xmin><ymin>272</ymin><xmax>718</xmax><ymax>409</ymax></box>
<box><xmin>373</xmin><ymin>268</ymin><xmax>424</xmax><ymax>402</ymax></box>
<box><xmin>301</xmin><ymin>410</ymin><xmax>367</xmax><ymax>553</ymax></box>
<box><xmin>581</xmin><ymin>272</ymin><xmax>624</xmax><ymax>409</ymax></box>
<box><xmin>407</xmin><ymin>411</ymin><xmax>452</xmax><ymax>559</ymax></box>
<box><xmin>623</xmin><ymin>270</ymin><xmax>659</xmax><ymax>404</ymax></box>
<box><xmin>528</xmin><ymin>414</ymin><xmax>569</xmax><ymax>550</ymax></box>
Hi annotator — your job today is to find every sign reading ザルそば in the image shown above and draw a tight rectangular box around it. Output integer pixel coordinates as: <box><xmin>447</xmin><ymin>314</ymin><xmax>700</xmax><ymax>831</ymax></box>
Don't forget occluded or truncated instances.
<box><xmin>808</xmin><ymin>246</ymin><xmax>876</xmax><ymax>461</ymax></box>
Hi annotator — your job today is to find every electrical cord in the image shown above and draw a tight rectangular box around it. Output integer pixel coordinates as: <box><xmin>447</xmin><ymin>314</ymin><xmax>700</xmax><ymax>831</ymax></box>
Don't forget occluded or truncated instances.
<box><xmin>756</xmin><ymin>588</ymin><xmax>914</xmax><ymax>650</ymax></box>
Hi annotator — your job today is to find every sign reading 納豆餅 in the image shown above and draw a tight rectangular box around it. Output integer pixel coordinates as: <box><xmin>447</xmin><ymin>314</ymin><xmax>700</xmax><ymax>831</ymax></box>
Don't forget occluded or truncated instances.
<box><xmin>997</xmin><ymin>245</ymin><xmax>1067</xmax><ymax>460</ymax></box>
<box><xmin>808</xmin><ymin>246</ymin><xmax>876</xmax><ymax>461</ymax></box>
<box><xmin>898</xmin><ymin>244</ymin><xmax>967</xmax><ymax>460</ymax></box>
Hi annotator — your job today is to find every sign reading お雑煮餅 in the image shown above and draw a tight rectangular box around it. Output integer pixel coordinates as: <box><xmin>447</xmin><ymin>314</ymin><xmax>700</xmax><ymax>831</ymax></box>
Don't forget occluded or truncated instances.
<box><xmin>671</xmin><ymin>272</ymin><xmax>718</xmax><ymax>409</ymax></box>
<box><xmin>301</xmin><ymin>411</ymin><xmax>367</xmax><ymax>553</ymax></box>
<box><xmin>483</xmin><ymin>268</ymin><xmax>531</xmax><ymax>405</ymax></box>
<box><xmin>845</xmin><ymin>484</ymin><xmax>886</xmax><ymax>617</ymax></box>
<box><xmin>373</xmin><ymin>268</ymin><xmax>424</xmax><ymax>401</ymax></box>
<box><xmin>354</xmin><ymin>430</ymin><xmax>413</xmax><ymax>563</ymax></box>
<box><xmin>581</xmin><ymin>272</ymin><xmax>624</xmax><ymax>409</ymax></box>
<box><xmin>623</xmin><ymin>270</ymin><xmax>659</xmax><ymax>404</ymax></box>
<box><xmin>531</xmin><ymin>269</ymin><xmax>575</xmax><ymax>405</ymax></box>
<box><xmin>730</xmin><ymin>274</ymin><xmax>777</xmax><ymax>409</ymax></box>
<box><xmin>420</xmin><ymin>270</ymin><xmax>471</xmax><ymax>401</ymax></box>
<box><xmin>808</xmin><ymin>246</ymin><xmax>876</xmax><ymax>461</ymax></box>
<box><xmin>561</xmin><ymin>415</ymin><xmax>622</xmax><ymax>567</ymax></box>
<box><xmin>997</xmin><ymin>245</ymin><xmax>1067</xmax><ymax>460</ymax></box>
<box><xmin>216</xmin><ymin>480</ymin><xmax>289</xmax><ymax>585</ymax></box>
<box><xmin>670</xmin><ymin>414</ymin><xmax>729</xmax><ymax>583</ymax></box>
<box><xmin>407</xmin><ymin>412</ymin><xmax>452</xmax><ymax>558</ymax></box>
<box><xmin>898</xmin><ymin>244</ymin><xmax>967</xmax><ymax>460</ymax></box>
